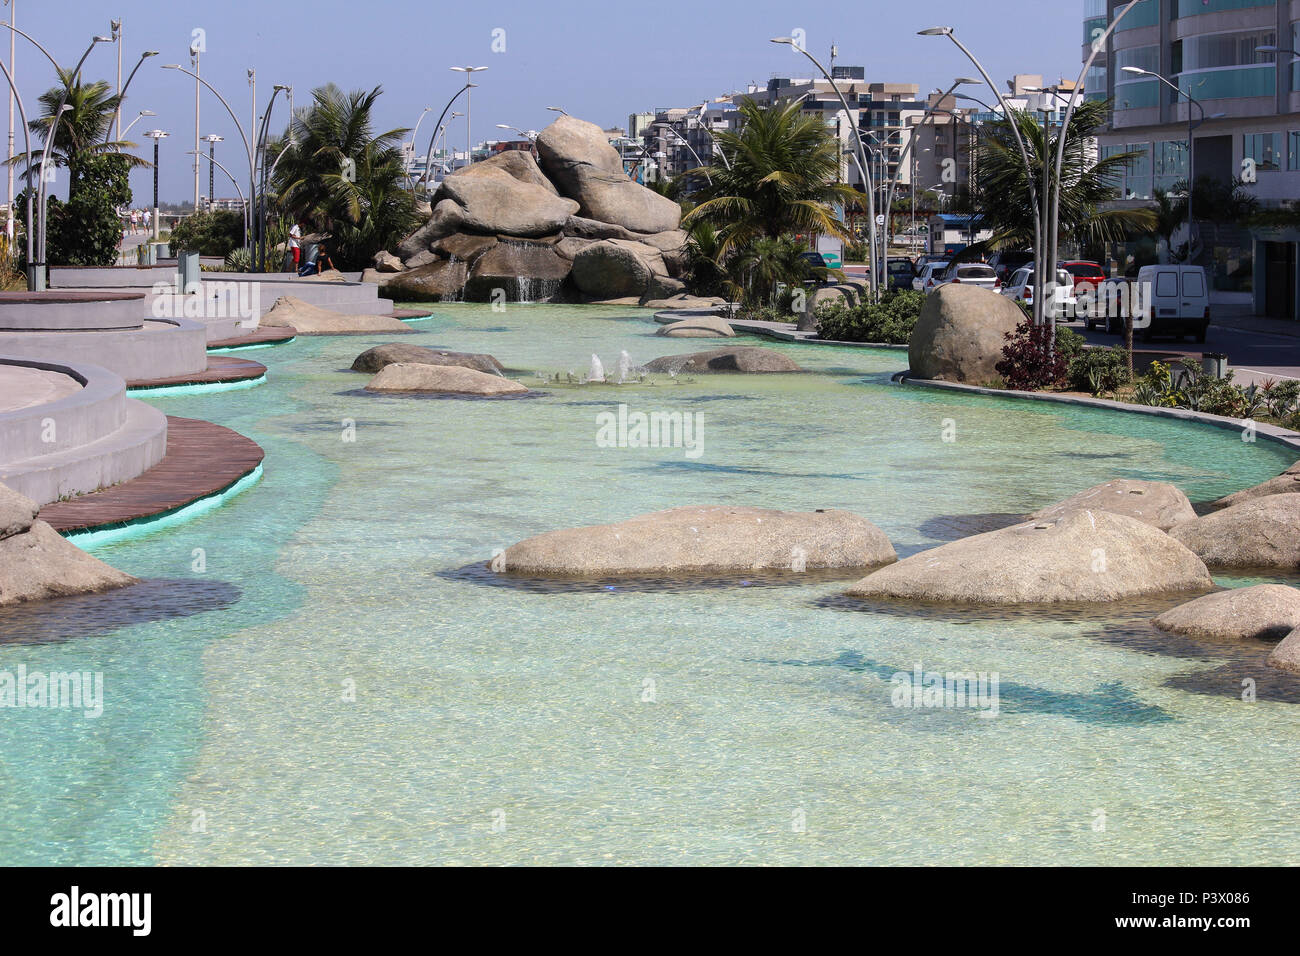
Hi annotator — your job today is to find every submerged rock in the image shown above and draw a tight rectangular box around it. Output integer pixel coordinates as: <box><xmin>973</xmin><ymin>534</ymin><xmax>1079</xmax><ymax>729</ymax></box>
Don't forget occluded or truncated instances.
<box><xmin>497</xmin><ymin>506</ymin><xmax>896</xmax><ymax>576</ymax></box>
<box><xmin>0</xmin><ymin>483</ymin><xmax>137</xmax><ymax>608</ymax></box>
<box><xmin>259</xmin><ymin>296</ymin><xmax>414</xmax><ymax>334</ymax></box>
<box><xmin>644</xmin><ymin>346</ymin><xmax>802</xmax><ymax>374</ymax></box>
<box><xmin>1153</xmin><ymin>584</ymin><xmax>1300</xmax><ymax>642</ymax></box>
<box><xmin>364</xmin><ymin>363</ymin><xmax>528</xmax><ymax>396</ymax></box>
<box><xmin>1031</xmin><ymin>479</ymin><xmax>1196</xmax><ymax>532</ymax></box>
<box><xmin>1212</xmin><ymin>462</ymin><xmax>1300</xmax><ymax>509</ymax></box>
<box><xmin>656</xmin><ymin>315</ymin><xmax>735</xmax><ymax>338</ymax></box>
<box><xmin>1268</xmin><ymin>627</ymin><xmax>1300</xmax><ymax>675</ymax></box>
<box><xmin>350</xmin><ymin>344</ymin><xmax>504</xmax><ymax>375</ymax></box>
<box><xmin>1169</xmin><ymin>494</ymin><xmax>1300</xmax><ymax>570</ymax></box>
<box><xmin>845</xmin><ymin>510</ymin><xmax>1212</xmax><ymax>605</ymax></box>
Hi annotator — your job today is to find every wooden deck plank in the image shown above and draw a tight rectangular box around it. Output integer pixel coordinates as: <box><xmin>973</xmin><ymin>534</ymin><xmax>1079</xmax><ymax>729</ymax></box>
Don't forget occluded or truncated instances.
<box><xmin>39</xmin><ymin>416</ymin><xmax>265</xmax><ymax>533</ymax></box>
<box><xmin>127</xmin><ymin>356</ymin><xmax>267</xmax><ymax>389</ymax></box>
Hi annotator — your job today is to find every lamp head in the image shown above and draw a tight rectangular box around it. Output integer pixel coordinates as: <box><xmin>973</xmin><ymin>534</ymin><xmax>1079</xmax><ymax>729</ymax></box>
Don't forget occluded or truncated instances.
<box><xmin>918</xmin><ymin>27</ymin><xmax>953</xmax><ymax>36</ymax></box>
<box><xmin>94</xmin><ymin>35</ymin><xmax>113</xmax><ymax>43</ymax></box>
<box><xmin>143</xmin><ymin>51</ymin><xmax>160</xmax><ymax>59</ymax></box>
<box><xmin>162</xmin><ymin>63</ymin><xmax>181</xmax><ymax>70</ymax></box>
<box><xmin>140</xmin><ymin>110</ymin><xmax>156</xmax><ymax>117</ymax></box>
<box><xmin>1120</xmin><ymin>66</ymin><xmax>1149</xmax><ymax>76</ymax></box>
<box><xmin>769</xmin><ymin>37</ymin><xmax>794</xmax><ymax>45</ymax></box>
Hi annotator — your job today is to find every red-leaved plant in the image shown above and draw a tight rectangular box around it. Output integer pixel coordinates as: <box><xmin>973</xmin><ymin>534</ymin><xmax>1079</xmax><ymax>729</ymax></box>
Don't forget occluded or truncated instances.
<box><xmin>995</xmin><ymin>319</ymin><xmax>1066</xmax><ymax>391</ymax></box>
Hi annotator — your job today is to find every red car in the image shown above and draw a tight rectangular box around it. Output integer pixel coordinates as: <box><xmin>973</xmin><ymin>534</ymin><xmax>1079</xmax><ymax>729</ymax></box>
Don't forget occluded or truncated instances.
<box><xmin>1062</xmin><ymin>260</ymin><xmax>1106</xmax><ymax>295</ymax></box>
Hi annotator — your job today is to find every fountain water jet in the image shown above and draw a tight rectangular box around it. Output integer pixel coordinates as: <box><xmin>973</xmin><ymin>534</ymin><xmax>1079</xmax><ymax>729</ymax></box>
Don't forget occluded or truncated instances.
<box><xmin>587</xmin><ymin>354</ymin><xmax>605</xmax><ymax>383</ymax></box>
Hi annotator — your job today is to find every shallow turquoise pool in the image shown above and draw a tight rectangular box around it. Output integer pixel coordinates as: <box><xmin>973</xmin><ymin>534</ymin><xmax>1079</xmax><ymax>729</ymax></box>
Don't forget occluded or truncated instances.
<box><xmin>2</xmin><ymin>303</ymin><xmax>1297</xmax><ymax>865</ymax></box>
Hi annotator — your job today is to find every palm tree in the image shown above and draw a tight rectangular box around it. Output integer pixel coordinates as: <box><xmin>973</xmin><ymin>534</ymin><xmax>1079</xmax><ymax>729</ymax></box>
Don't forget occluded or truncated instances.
<box><xmin>969</xmin><ymin>99</ymin><xmax>1154</xmax><ymax>256</ymax></box>
<box><xmin>269</xmin><ymin>84</ymin><xmax>418</xmax><ymax>269</ymax></box>
<box><xmin>683</xmin><ymin>97</ymin><xmax>859</xmax><ymax>256</ymax></box>
<box><xmin>20</xmin><ymin>68</ymin><xmax>146</xmax><ymax>181</ymax></box>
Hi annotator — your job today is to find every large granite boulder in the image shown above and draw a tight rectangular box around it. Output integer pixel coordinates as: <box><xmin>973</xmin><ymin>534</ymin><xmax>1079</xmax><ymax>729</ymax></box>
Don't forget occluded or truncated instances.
<box><xmin>373</xmin><ymin>250</ymin><xmax>403</xmax><ymax>273</ymax></box>
<box><xmin>351</xmin><ymin>344</ymin><xmax>504</xmax><ymax>375</ymax></box>
<box><xmin>642</xmin><ymin>275</ymin><xmax>686</xmax><ymax>301</ymax></box>
<box><xmin>396</xmin><ymin>199</ymin><xmax>466</xmax><ymax>259</ymax></box>
<box><xmin>364</xmin><ymin>363</ymin><xmax>528</xmax><ymax>396</ymax></box>
<box><xmin>440</xmin><ymin>166</ymin><xmax>579</xmax><ymax>238</ymax></box>
<box><xmin>260</xmin><ymin>296</ymin><xmax>414</xmax><ymax>334</ymax></box>
<box><xmin>1212</xmin><ymin>462</ymin><xmax>1300</xmax><ymax>510</ymax></box>
<box><xmin>656</xmin><ymin>315</ymin><xmax>735</xmax><ymax>338</ymax></box>
<box><xmin>453</xmin><ymin>149</ymin><xmax>558</xmax><ymax>194</ymax></box>
<box><xmin>382</xmin><ymin>260</ymin><xmax>469</xmax><ymax>302</ymax></box>
<box><xmin>845</xmin><ymin>510</ymin><xmax>1212</xmax><ymax>605</ymax></box>
<box><xmin>535</xmin><ymin>116</ymin><xmax>681</xmax><ymax>234</ymax></box>
<box><xmin>464</xmin><ymin>240</ymin><xmax>572</xmax><ymax>302</ymax></box>
<box><xmin>1268</xmin><ymin>627</ymin><xmax>1300</xmax><ymax>675</ymax></box>
<box><xmin>907</xmin><ymin>284</ymin><xmax>1025</xmax><ymax>384</ymax></box>
<box><xmin>0</xmin><ymin>483</ymin><xmax>137</xmax><ymax>608</ymax></box>
<box><xmin>644</xmin><ymin>346</ymin><xmax>802</xmax><ymax>374</ymax></box>
<box><xmin>432</xmin><ymin>233</ymin><xmax>498</xmax><ymax>264</ymax></box>
<box><xmin>496</xmin><ymin>506</ymin><xmax>896</xmax><ymax>576</ymax></box>
<box><xmin>1169</xmin><ymin>494</ymin><xmax>1300</xmax><ymax>570</ymax></box>
<box><xmin>1031</xmin><ymin>479</ymin><xmax>1196</xmax><ymax>532</ymax></box>
<box><xmin>1153</xmin><ymin>584</ymin><xmax>1300</xmax><ymax>642</ymax></box>
<box><xmin>570</xmin><ymin>239</ymin><xmax>668</xmax><ymax>299</ymax></box>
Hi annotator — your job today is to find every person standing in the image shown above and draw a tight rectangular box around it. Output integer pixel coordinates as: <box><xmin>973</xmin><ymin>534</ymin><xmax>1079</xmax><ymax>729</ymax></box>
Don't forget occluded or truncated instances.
<box><xmin>288</xmin><ymin>221</ymin><xmax>303</xmax><ymax>272</ymax></box>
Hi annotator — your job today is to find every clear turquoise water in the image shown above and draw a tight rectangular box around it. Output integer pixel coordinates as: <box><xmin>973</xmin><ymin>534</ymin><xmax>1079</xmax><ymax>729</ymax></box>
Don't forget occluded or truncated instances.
<box><xmin>2</xmin><ymin>303</ymin><xmax>1298</xmax><ymax>866</ymax></box>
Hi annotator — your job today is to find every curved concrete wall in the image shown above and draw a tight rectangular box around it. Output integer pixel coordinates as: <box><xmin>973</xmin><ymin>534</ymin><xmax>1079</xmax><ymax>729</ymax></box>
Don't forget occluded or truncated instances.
<box><xmin>0</xmin><ymin>292</ymin><xmax>146</xmax><ymax>332</ymax></box>
<box><xmin>50</xmin><ymin>265</ymin><xmax>178</xmax><ymax>288</ymax></box>
<box><xmin>0</xmin><ymin>318</ymin><xmax>208</xmax><ymax>381</ymax></box>
<box><xmin>0</xmin><ymin>355</ymin><xmax>167</xmax><ymax>505</ymax></box>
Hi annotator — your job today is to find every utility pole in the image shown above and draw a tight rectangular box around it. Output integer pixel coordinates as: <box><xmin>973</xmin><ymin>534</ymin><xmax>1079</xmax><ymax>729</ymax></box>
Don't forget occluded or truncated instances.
<box><xmin>112</xmin><ymin>17</ymin><xmax>121</xmax><ymax>141</ymax></box>
<box><xmin>190</xmin><ymin>39</ymin><xmax>200</xmax><ymax>209</ymax></box>
<box><xmin>4</xmin><ymin>0</ymin><xmax>13</xmax><ymax>248</ymax></box>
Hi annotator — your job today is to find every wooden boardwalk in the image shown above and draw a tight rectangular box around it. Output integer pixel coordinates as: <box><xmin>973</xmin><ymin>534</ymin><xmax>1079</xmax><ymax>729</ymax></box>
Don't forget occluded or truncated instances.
<box><xmin>39</xmin><ymin>417</ymin><xmax>265</xmax><ymax>533</ymax></box>
<box><xmin>127</xmin><ymin>356</ymin><xmax>267</xmax><ymax>390</ymax></box>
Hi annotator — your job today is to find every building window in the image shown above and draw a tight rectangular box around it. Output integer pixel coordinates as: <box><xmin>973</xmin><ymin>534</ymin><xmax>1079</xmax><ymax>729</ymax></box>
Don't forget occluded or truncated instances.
<box><xmin>1116</xmin><ymin>45</ymin><xmax>1160</xmax><ymax>74</ymax></box>
<box><xmin>1288</xmin><ymin>131</ymin><xmax>1300</xmax><ymax>171</ymax></box>
<box><xmin>1154</xmin><ymin>140</ymin><xmax>1189</xmax><ymax>192</ymax></box>
<box><xmin>1175</xmin><ymin>0</ymin><xmax>1276</xmax><ymax>17</ymax></box>
<box><xmin>1116</xmin><ymin>0</ymin><xmax>1159</xmax><ymax>30</ymax></box>
<box><xmin>1175</xmin><ymin>30</ymin><xmax>1275</xmax><ymax>72</ymax></box>
<box><xmin>1244</xmin><ymin>132</ymin><xmax>1284</xmax><ymax>171</ymax></box>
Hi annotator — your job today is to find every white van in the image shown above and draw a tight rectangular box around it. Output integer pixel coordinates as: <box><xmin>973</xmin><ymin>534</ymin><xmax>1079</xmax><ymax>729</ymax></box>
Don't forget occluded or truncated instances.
<box><xmin>1136</xmin><ymin>265</ymin><xmax>1210</xmax><ymax>343</ymax></box>
<box><xmin>1091</xmin><ymin>265</ymin><xmax>1210</xmax><ymax>343</ymax></box>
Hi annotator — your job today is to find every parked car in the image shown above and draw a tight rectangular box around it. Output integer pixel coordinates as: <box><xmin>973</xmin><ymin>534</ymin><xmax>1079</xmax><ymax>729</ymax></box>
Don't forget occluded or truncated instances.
<box><xmin>1000</xmin><ymin>266</ymin><xmax>1077</xmax><ymax>321</ymax></box>
<box><xmin>935</xmin><ymin>261</ymin><xmax>999</xmax><ymax>291</ymax></box>
<box><xmin>988</xmin><ymin>250</ymin><xmax>1034</xmax><ymax>284</ymax></box>
<box><xmin>913</xmin><ymin>261</ymin><xmax>949</xmax><ymax>293</ymax></box>
<box><xmin>1093</xmin><ymin>265</ymin><xmax>1210</xmax><ymax>342</ymax></box>
<box><xmin>887</xmin><ymin>257</ymin><xmax>917</xmax><ymax>290</ymax></box>
<box><xmin>1061</xmin><ymin>260</ymin><xmax>1107</xmax><ymax>295</ymax></box>
<box><xmin>915</xmin><ymin>253</ymin><xmax>949</xmax><ymax>271</ymax></box>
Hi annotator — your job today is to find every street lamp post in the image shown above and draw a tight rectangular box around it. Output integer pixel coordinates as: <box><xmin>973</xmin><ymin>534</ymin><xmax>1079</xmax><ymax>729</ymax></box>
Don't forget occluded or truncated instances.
<box><xmin>103</xmin><ymin>49</ymin><xmax>159</xmax><ymax>144</ymax></box>
<box><xmin>418</xmin><ymin>86</ymin><xmax>474</xmax><ymax>196</ymax></box>
<box><xmin>144</xmin><ymin>129</ymin><xmax>167</xmax><ymax>240</ymax></box>
<box><xmin>1121</xmin><ymin>66</ymin><xmax>1207</xmax><ymax>263</ymax></box>
<box><xmin>188</xmin><ymin>148</ymin><xmax>247</xmax><ymax>248</ymax></box>
<box><xmin>770</xmin><ymin>36</ymin><xmax>879</xmax><ymax>296</ymax></box>
<box><xmin>920</xmin><ymin>25</ymin><xmax>1046</xmax><ymax>324</ymax></box>
<box><xmin>121</xmin><ymin>109</ymin><xmax>154</xmax><ymax>138</ymax></box>
<box><xmin>0</xmin><ymin>46</ymin><xmax>34</xmax><ymax>286</ymax></box>
<box><xmin>202</xmin><ymin>133</ymin><xmax>223</xmax><ymax>211</ymax></box>
<box><xmin>254</xmin><ymin>84</ymin><xmax>289</xmax><ymax>271</ymax></box>
<box><xmin>449</xmin><ymin>66</ymin><xmax>488</xmax><ymax>166</ymax></box>
<box><xmin>407</xmin><ymin>106</ymin><xmax>430</xmax><ymax>185</ymax></box>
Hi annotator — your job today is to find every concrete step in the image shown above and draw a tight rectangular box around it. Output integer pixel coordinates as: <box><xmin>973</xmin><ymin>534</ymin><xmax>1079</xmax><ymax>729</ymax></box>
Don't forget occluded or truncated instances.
<box><xmin>0</xmin><ymin>357</ymin><xmax>127</xmax><ymax>464</ymax></box>
<box><xmin>0</xmin><ymin>399</ymin><xmax>168</xmax><ymax>505</ymax></box>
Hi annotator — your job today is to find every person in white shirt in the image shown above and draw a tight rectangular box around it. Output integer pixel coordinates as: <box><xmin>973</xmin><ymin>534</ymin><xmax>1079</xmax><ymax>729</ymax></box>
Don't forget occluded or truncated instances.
<box><xmin>289</xmin><ymin>221</ymin><xmax>303</xmax><ymax>271</ymax></box>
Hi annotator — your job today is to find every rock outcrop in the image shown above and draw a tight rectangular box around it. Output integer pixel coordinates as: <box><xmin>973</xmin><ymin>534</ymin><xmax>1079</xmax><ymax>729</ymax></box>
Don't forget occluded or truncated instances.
<box><xmin>383</xmin><ymin>116</ymin><xmax>687</xmax><ymax>302</ymax></box>
<box><xmin>1169</xmin><ymin>494</ymin><xmax>1300</xmax><ymax>570</ymax></box>
<box><xmin>496</xmin><ymin>506</ymin><xmax>896</xmax><ymax>576</ymax></box>
<box><xmin>364</xmin><ymin>363</ymin><xmax>528</xmax><ymax>396</ymax></box>
<box><xmin>1212</xmin><ymin>461</ymin><xmax>1300</xmax><ymax>509</ymax></box>
<box><xmin>1153</xmin><ymin>584</ymin><xmax>1300</xmax><ymax>642</ymax></box>
<box><xmin>644</xmin><ymin>346</ymin><xmax>802</xmax><ymax>374</ymax></box>
<box><xmin>350</xmin><ymin>344</ymin><xmax>504</xmax><ymax>375</ymax></box>
<box><xmin>259</xmin><ymin>296</ymin><xmax>414</xmax><ymax>334</ymax></box>
<box><xmin>0</xmin><ymin>483</ymin><xmax>137</xmax><ymax>608</ymax></box>
<box><xmin>1268</xmin><ymin>627</ymin><xmax>1300</xmax><ymax>675</ymax></box>
<box><xmin>845</xmin><ymin>510</ymin><xmax>1212</xmax><ymax>605</ymax></box>
<box><xmin>656</xmin><ymin>315</ymin><xmax>736</xmax><ymax>338</ymax></box>
<box><xmin>1031</xmin><ymin>479</ymin><xmax>1196</xmax><ymax>532</ymax></box>
<box><xmin>907</xmin><ymin>284</ymin><xmax>1025</xmax><ymax>384</ymax></box>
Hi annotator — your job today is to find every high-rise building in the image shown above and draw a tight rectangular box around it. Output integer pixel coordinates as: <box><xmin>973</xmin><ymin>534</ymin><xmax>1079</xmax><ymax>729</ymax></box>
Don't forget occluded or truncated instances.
<box><xmin>1086</xmin><ymin>0</ymin><xmax>1299</xmax><ymax>316</ymax></box>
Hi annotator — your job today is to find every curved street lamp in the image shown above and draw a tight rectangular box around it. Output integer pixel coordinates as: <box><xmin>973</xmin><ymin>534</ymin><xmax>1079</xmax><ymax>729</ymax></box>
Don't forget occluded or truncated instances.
<box><xmin>417</xmin><ymin>86</ymin><xmax>474</xmax><ymax>195</ymax></box>
<box><xmin>188</xmin><ymin>147</ymin><xmax>248</xmax><ymax>247</ymax></box>
<box><xmin>103</xmin><ymin>49</ymin><xmax>158</xmax><ymax>144</ymax></box>
<box><xmin>121</xmin><ymin>108</ymin><xmax>155</xmax><ymax>138</ymax></box>
<box><xmin>770</xmin><ymin>36</ymin><xmax>879</xmax><ymax>295</ymax></box>
<box><xmin>449</xmin><ymin>66</ymin><xmax>488</xmax><ymax>165</ymax></box>
<box><xmin>0</xmin><ymin>50</ymin><xmax>35</xmax><ymax>286</ymax></box>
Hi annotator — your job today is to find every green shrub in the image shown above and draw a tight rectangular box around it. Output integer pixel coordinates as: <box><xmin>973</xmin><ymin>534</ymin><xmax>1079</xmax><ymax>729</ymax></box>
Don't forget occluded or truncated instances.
<box><xmin>1068</xmin><ymin>346</ymin><xmax>1130</xmax><ymax>394</ymax></box>
<box><xmin>815</xmin><ymin>288</ymin><xmax>924</xmax><ymax>343</ymax></box>
<box><xmin>224</xmin><ymin>248</ymin><xmax>252</xmax><ymax>273</ymax></box>
<box><xmin>170</xmin><ymin>210</ymin><xmax>245</xmax><ymax>258</ymax></box>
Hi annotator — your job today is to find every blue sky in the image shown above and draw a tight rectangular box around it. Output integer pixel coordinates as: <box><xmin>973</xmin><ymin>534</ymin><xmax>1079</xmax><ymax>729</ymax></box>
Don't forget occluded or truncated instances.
<box><xmin>3</xmin><ymin>0</ymin><xmax>1084</xmax><ymax>204</ymax></box>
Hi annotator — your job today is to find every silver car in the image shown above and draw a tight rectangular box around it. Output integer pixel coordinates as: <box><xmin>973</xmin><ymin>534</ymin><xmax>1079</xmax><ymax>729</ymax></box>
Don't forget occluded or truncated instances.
<box><xmin>934</xmin><ymin>262</ymin><xmax>999</xmax><ymax>290</ymax></box>
<box><xmin>913</xmin><ymin>261</ymin><xmax>950</xmax><ymax>293</ymax></box>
